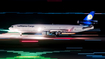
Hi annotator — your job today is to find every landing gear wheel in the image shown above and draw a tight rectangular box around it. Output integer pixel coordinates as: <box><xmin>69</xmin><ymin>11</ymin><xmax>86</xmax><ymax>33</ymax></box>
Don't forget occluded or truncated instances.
<box><xmin>42</xmin><ymin>31</ymin><xmax>50</xmax><ymax>36</ymax></box>
<box><xmin>55</xmin><ymin>31</ymin><xmax>62</xmax><ymax>36</ymax></box>
<box><xmin>20</xmin><ymin>33</ymin><xmax>22</xmax><ymax>36</ymax></box>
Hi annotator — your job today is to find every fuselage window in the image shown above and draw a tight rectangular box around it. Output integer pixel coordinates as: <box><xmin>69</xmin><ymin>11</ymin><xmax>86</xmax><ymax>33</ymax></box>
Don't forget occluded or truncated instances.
<box><xmin>24</xmin><ymin>26</ymin><xmax>27</xmax><ymax>27</ymax></box>
<box><xmin>17</xmin><ymin>25</ymin><xmax>34</xmax><ymax>27</ymax></box>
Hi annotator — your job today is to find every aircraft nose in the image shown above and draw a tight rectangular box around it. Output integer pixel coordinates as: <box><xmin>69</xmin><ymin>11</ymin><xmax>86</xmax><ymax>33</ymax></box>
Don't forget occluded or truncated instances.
<box><xmin>9</xmin><ymin>27</ymin><xmax>12</xmax><ymax>29</ymax></box>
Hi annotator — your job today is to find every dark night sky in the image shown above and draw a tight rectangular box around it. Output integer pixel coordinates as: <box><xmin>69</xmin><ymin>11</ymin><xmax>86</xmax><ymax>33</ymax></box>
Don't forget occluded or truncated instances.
<box><xmin>0</xmin><ymin>14</ymin><xmax>78</xmax><ymax>28</ymax></box>
<box><xmin>0</xmin><ymin>13</ymin><xmax>102</xmax><ymax>28</ymax></box>
<box><xmin>0</xmin><ymin>1</ymin><xmax>104</xmax><ymax>32</ymax></box>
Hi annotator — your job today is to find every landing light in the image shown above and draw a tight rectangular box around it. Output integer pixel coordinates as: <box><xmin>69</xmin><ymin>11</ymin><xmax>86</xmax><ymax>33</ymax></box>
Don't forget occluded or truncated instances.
<box><xmin>37</xmin><ymin>27</ymin><xmax>42</xmax><ymax>32</ymax></box>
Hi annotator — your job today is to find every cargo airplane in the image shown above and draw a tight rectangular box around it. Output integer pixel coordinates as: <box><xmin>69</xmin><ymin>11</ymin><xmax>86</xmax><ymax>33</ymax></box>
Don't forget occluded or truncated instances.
<box><xmin>8</xmin><ymin>11</ymin><xmax>98</xmax><ymax>36</ymax></box>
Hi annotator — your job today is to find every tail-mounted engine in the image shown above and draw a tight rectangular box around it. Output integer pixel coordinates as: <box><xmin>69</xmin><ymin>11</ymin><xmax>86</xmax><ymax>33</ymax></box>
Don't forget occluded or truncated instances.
<box><xmin>77</xmin><ymin>20</ymin><xmax>98</xmax><ymax>25</ymax></box>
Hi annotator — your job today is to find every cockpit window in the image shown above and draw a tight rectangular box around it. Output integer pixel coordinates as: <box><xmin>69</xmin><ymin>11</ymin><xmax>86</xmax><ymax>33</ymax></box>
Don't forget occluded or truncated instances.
<box><xmin>11</xmin><ymin>26</ymin><xmax>13</xmax><ymax>28</ymax></box>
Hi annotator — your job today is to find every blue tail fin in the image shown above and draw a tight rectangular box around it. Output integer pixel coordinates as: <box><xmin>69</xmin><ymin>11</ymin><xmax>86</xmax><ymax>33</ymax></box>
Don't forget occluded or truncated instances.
<box><xmin>83</xmin><ymin>11</ymin><xmax>95</xmax><ymax>21</ymax></box>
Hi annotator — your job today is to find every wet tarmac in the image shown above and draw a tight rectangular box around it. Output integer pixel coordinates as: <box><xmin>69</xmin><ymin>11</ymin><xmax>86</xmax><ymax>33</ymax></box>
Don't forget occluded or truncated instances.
<box><xmin>0</xmin><ymin>29</ymin><xmax>105</xmax><ymax>59</ymax></box>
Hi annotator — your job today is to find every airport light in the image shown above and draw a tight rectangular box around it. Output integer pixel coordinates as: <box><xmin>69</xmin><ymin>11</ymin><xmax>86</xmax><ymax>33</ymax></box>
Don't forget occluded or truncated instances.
<box><xmin>21</xmin><ymin>40</ymin><xmax>38</xmax><ymax>42</ymax></box>
<box><xmin>62</xmin><ymin>33</ymin><xmax>75</xmax><ymax>34</ymax></box>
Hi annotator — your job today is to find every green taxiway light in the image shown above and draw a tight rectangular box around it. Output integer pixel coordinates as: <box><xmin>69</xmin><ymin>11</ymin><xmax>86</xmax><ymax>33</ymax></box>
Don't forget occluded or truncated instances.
<box><xmin>0</xmin><ymin>56</ymin><xmax>57</xmax><ymax>59</ymax></box>
<box><xmin>0</xmin><ymin>49</ymin><xmax>81</xmax><ymax>59</ymax></box>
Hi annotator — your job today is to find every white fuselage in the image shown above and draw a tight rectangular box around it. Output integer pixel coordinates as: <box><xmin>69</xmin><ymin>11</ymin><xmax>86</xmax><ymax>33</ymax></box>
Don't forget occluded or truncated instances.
<box><xmin>8</xmin><ymin>24</ymin><xmax>94</xmax><ymax>33</ymax></box>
